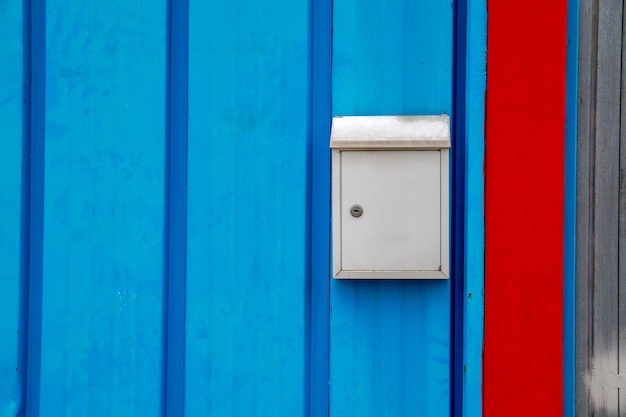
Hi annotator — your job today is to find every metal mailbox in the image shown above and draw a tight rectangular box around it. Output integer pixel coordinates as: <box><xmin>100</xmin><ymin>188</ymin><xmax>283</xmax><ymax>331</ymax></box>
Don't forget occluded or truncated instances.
<box><xmin>330</xmin><ymin>115</ymin><xmax>451</xmax><ymax>279</ymax></box>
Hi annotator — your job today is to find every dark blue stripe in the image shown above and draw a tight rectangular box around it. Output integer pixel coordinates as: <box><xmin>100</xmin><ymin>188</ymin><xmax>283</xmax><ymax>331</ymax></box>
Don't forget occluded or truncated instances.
<box><xmin>308</xmin><ymin>0</ymin><xmax>332</xmax><ymax>415</ymax></box>
<box><xmin>25</xmin><ymin>0</ymin><xmax>45</xmax><ymax>415</ymax></box>
<box><xmin>18</xmin><ymin>0</ymin><xmax>32</xmax><ymax>414</ymax></box>
<box><xmin>164</xmin><ymin>0</ymin><xmax>189</xmax><ymax>415</ymax></box>
<box><xmin>452</xmin><ymin>0</ymin><xmax>468</xmax><ymax>415</ymax></box>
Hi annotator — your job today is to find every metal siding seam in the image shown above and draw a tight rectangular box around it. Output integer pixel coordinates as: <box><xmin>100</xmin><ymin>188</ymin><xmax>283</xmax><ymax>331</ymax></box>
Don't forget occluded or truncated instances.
<box><xmin>25</xmin><ymin>0</ymin><xmax>45</xmax><ymax>415</ymax></box>
<box><xmin>564</xmin><ymin>0</ymin><xmax>579</xmax><ymax>415</ymax></box>
<box><xmin>165</xmin><ymin>0</ymin><xmax>189</xmax><ymax>415</ymax></box>
<box><xmin>18</xmin><ymin>0</ymin><xmax>31</xmax><ymax>414</ymax></box>
<box><xmin>462</xmin><ymin>0</ymin><xmax>486</xmax><ymax>415</ymax></box>
<box><xmin>309</xmin><ymin>0</ymin><xmax>332</xmax><ymax>414</ymax></box>
<box><xmin>452</xmin><ymin>0</ymin><xmax>467</xmax><ymax>413</ymax></box>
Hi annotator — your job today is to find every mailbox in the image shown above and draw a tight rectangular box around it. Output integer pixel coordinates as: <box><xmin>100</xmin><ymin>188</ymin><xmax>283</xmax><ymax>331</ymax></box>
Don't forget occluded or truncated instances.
<box><xmin>330</xmin><ymin>115</ymin><xmax>451</xmax><ymax>279</ymax></box>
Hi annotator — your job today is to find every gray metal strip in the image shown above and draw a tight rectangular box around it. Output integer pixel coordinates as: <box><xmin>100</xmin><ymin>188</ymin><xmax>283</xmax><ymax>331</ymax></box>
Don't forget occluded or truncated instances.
<box><xmin>577</xmin><ymin>0</ymin><xmax>625</xmax><ymax>415</ymax></box>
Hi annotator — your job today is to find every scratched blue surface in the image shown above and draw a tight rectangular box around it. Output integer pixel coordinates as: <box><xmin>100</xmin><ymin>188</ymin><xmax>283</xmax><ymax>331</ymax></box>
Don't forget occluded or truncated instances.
<box><xmin>185</xmin><ymin>0</ymin><xmax>310</xmax><ymax>414</ymax></box>
<box><xmin>0</xmin><ymin>2</ymin><xmax>24</xmax><ymax>416</ymax></box>
<box><xmin>330</xmin><ymin>0</ymin><xmax>453</xmax><ymax>415</ymax></box>
<box><xmin>37</xmin><ymin>2</ymin><xmax>167</xmax><ymax>415</ymax></box>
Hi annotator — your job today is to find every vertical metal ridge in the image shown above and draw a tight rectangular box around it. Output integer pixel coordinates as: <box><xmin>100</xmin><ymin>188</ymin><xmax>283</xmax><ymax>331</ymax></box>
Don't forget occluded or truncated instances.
<box><xmin>304</xmin><ymin>0</ymin><xmax>313</xmax><ymax>408</ymax></box>
<box><xmin>564</xmin><ymin>0</ymin><xmax>580</xmax><ymax>414</ymax></box>
<box><xmin>304</xmin><ymin>106</ymin><xmax>312</xmax><ymax>413</ymax></box>
<box><xmin>24</xmin><ymin>0</ymin><xmax>46</xmax><ymax>415</ymax></box>
<box><xmin>618</xmin><ymin>0</ymin><xmax>626</xmax><ymax>379</ymax></box>
<box><xmin>460</xmin><ymin>0</ymin><xmax>486</xmax><ymax>415</ymax></box>
<box><xmin>451</xmin><ymin>0</ymin><xmax>468</xmax><ymax>414</ymax></box>
<box><xmin>164</xmin><ymin>0</ymin><xmax>189</xmax><ymax>414</ymax></box>
<box><xmin>309</xmin><ymin>0</ymin><xmax>332</xmax><ymax>415</ymax></box>
<box><xmin>618</xmin><ymin>0</ymin><xmax>626</xmax><ymax>411</ymax></box>
<box><xmin>18</xmin><ymin>0</ymin><xmax>32</xmax><ymax>415</ymax></box>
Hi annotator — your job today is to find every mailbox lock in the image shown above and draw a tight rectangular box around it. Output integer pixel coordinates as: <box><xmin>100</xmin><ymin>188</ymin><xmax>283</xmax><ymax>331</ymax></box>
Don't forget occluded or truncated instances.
<box><xmin>350</xmin><ymin>204</ymin><xmax>364</xmax><ymax>218</ymax></box>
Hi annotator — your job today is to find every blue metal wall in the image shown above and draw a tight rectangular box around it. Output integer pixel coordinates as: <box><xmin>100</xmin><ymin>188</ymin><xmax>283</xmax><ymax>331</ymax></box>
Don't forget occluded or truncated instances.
<box><xmin>0</xmin><ymin>0</ymin><xmax>486</xmax><ymax>416</ymax></box>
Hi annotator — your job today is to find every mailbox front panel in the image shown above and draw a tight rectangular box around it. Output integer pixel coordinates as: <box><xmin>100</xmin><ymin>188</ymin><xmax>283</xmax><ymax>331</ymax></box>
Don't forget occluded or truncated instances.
<box><xmin>333</xmin><ymin>149</ymin><xmax>449</xmax><ymax>279</ymax></box>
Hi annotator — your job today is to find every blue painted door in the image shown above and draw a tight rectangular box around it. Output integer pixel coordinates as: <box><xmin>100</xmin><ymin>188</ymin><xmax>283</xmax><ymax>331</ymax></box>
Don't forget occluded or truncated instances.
<box><xmin>0</xmin><ymin>0</ymin><xmax>454</xmax><ymax>415</ymax></box>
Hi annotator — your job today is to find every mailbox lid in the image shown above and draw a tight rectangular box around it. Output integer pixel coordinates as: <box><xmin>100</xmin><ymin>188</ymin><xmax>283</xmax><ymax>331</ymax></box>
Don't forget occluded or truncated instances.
<box><xmin>329</xmin><ymin>115</ymin><xmax>451</xmax><ymax>150</ymax></box>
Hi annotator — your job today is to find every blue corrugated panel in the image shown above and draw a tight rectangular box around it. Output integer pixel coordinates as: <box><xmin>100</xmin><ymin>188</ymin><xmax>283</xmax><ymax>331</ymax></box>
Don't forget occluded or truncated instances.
<box><xmin>185</xmin><ymin>0</ymin><xmax>311</xmax><ymax>414</ymax></box>
<box><xmin>330</xmin><ymin>0</ymin><xmax>453</xmax><ymax>415</ymax></box>
<box><xmin>37</xmin><ymin>1</ymin><xmax>167</xmax><ymax>415</ymax></box>
<box><xmin>0</xmin><ymin>2</ymin><xmax>25</xmax><ymax>416</ymax></box>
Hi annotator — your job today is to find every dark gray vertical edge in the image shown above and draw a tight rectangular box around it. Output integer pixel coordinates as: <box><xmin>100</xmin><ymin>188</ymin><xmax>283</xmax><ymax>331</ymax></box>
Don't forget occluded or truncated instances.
<box><xmin>619</xmin><ymin>0</ymin><xmax>626</xmax><ymax>410</ymax></box>
<box><xmin>576</xmin><ymin>0</ymin><xmax>595</xmax><ymax>414</ymax></box>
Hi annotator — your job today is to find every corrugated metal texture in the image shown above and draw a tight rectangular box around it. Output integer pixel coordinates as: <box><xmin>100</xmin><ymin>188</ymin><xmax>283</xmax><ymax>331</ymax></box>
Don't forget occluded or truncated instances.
<box><xmin>576</xmin><ymin>0</ymin><xmax>626</xmax><ymax>415</ymax></box>
<box><xmin>0</xmin><ymin>0</ymin><xmax>322</xmax><ymax>414</ymax></box>
<box><xmin>330</xmin><ymin>0</ymin><xmax>453</xmax><ymax>415</ymax></box>
<box><xmin>0</xmin><ymin>0</ymin><xmax>487</xmax><ymax>415</ymax></box>
<box><xmin>184</xmin><ymin>0</ymin><xmax>312</xmax><ymax>414</ymax></box>
<box><xmin>38</xmin><ymin>1</ymin><xmax>168</xmax><ymax>415</ymax></box>
<box><xmin>0</xmin><ymin>2</ymin><xmax>25</xmax><ymax>416</ymax></box>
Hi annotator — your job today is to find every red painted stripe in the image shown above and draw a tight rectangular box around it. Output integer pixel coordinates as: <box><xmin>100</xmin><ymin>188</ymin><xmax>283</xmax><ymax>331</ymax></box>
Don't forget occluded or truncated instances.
<box><xmin>484</xmin><ymin>2</ymin><xmax>568</xmax><ymax>415</ymax></box>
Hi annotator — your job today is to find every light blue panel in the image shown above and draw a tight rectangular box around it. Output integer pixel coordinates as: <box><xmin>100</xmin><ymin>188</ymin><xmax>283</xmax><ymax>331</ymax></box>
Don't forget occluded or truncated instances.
<box><xmin>330</xmin><ymin>282</ymin><xmax>451</xmax><ymax>415</ymax></box>
<box><xmin>39</xmin><ymin>2</ymin><xmax>167</xmax><ymax>416</ymax></box>
<box><xmin>0</xmin><ymin>2</ymin><xmax>24</xmax><ymax>415</ymax></box>
<box><xmin>331</xmin><ymin>0</ymin><xmax>453</xmax><ymax>415</ymax></box>
<box><xmin>332</xmin><ymin>0</ymin><xmax>453</xmax><ymax>116</ymax></box>
<box><xmin>461</xmin><ymin>0</ymin><xmax>486</xmax><ymax>415</ymax></box>
<box><xmin>186</xmin><ymin>0</ymin><xmax>310</xmax><ymax>415</ymax></box>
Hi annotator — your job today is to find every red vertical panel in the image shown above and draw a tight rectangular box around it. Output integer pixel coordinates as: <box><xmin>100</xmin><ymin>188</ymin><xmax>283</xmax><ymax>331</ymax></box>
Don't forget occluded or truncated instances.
<box><xmin>484</xmin><ymin>2</ymin><xmax>568</xmax><ymax>416</ymax></box>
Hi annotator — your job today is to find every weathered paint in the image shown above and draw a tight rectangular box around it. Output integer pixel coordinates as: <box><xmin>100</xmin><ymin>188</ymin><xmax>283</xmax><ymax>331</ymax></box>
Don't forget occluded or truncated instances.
<box><xmin>484</xmin><ymin>1</ymin><xmax>568</xmax><ymax>416</ymax></box>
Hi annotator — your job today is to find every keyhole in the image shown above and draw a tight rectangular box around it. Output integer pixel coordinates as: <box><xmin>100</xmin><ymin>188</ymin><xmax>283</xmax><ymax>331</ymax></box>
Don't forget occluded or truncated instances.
<box><xmin>350</xmin><ymin>204</ymin><xmax>363</xmax><ymax>218</ymax></box>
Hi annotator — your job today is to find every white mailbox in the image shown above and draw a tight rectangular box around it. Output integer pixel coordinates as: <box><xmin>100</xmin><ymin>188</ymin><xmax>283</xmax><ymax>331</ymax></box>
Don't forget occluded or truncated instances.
<box><xmin>330</xmin><ymin>115</ymin><xmax>450</xmax><ymax>279</ymax></box>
